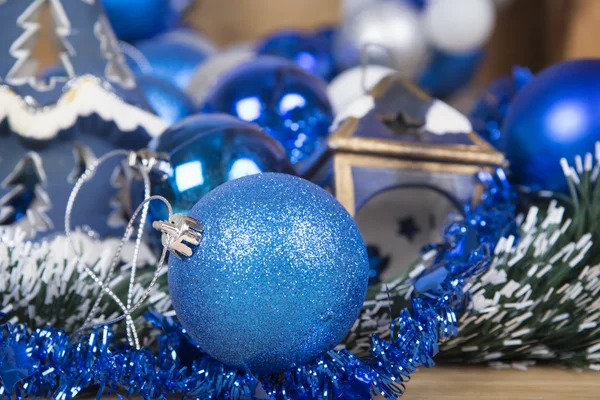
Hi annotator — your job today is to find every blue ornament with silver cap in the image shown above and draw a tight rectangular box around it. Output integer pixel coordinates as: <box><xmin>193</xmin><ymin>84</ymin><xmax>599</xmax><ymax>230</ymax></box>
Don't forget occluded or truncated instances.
<box><xmin>140</xmin><ymin>114</ymin><xmax>295</xmax><ymax>231</ymax></box>
<box><xmin>156</xmin><ymin>172</ymin><xmax>370</xmax><ymax>375</ymax></box>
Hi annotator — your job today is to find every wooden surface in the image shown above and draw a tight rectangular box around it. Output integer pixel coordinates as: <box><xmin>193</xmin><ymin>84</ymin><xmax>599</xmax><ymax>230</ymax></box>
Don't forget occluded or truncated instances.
<box><xmin>401</xmin><ymin>367</ymin><xmax>600</xmax><ymax>400</ymax></box>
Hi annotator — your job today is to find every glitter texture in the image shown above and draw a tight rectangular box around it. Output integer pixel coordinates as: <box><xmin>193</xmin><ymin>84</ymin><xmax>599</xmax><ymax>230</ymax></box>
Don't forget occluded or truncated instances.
<box><xmin>168</xmin><ymin>173</ymin><xmax>370</xmax><ymax>375</ymax></box>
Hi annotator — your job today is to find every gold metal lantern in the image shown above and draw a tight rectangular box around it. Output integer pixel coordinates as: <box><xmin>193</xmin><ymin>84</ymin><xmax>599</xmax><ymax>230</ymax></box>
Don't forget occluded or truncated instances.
<box><xmin>305</xmin><ymin>74</ymin><xmax>505</xmax><ymax>272</ymax></box>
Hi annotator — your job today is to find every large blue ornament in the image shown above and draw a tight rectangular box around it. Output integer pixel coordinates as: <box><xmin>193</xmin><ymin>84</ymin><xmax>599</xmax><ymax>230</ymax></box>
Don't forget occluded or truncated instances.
<box><xmin>202</xmin><ymin>57</ymin><xmax>334</xmax><ymax>167</ymax></box>
<box><xmin>168</xmin><ymin>173</ymin><xmax>369</xmax><ymax>375</ymax></box>
<box><xmin>126</xmin><ymin>29</ymin><xmax>215</xmax><ymax>90</ymax></box>
<box><xmin>256</xmin><ymin>30</ymin><xmax>338</xmax><ymax>82</ymax></box>
<box><xmin>145</xmin><ymin>114</ymin><xmax>294</xmax><ymax>224</ymax></box>
<box><xmin>136</xmin><ymin>75</ymin><xmax>195</xmax><ymax>125</ymax></box>
<box><xmin>503</xmin><ymin>59</ymin><xmax>600</xmax><ymax>193</ymax></box>
<box><xmin>102</xmin><ymin>0</ymin><xmax>180</xmax><ymax>42</ymax></box>
<box><xmin>0</xmin><ymin>0</ymin><xmax>165</xmax><ymax>238</ymax></box>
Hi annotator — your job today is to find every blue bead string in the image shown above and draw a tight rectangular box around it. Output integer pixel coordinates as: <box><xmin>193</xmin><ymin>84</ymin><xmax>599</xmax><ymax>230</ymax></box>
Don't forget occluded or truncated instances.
<box><xmin>0</xmin><ymin>169</ymin><xmax>516</xmax><ymax>399</ymax></box>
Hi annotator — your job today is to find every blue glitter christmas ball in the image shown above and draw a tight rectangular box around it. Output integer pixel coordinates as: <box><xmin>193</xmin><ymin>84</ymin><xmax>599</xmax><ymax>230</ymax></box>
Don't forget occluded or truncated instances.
<box><xmin>127</xmin><ymin>29</ymin><xmax>215</xmax><ymax>90</ymax></box>
<box><xmin>201</xmin><ymin>57</ymin><xmax>334</xmax><ymax>166</ymax></box>
<box><xmin>256</xmin><ymin>30</ymin><xmax>338</xmax><ymax>81</ymax></box>
<box><xmin>136</xmin><ymin>75</ymin><xmax>195</xmax><ymax>125</ymax></box>
<box><xmin>144</xmin><ymin>114</ymin><xmax>294</xmax><ymax>224</ymax></box>
<box><xmin>168</xmin><ymin>173</ymin><xmax>369</xmax><ymax>375</ymax></box>
<box><xmin>102</xmin><ymin>0</ymin><xmax>179</xmax><ymax>42</ymax></box>
<box><xmin>503</xmin><ymin>59</ymin><xmax>600</xmax><ymax>192</ymax></box>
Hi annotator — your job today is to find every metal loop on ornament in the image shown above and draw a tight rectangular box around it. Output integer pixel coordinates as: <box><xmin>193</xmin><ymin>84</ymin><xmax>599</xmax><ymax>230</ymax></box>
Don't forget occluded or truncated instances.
<box><xmin>152</xmin><ymin>214</ymin><xmax>204</xmax><ymax>258</ymax></box>
<box><xmin>65</xmin><ymin>148</ymin><xmax>172</xmax><ymax>349</ymax></box>
<box><xmin>360</xmin><ymin>42</ymin><xmax>398</xmax><ymax>92</ymax></box>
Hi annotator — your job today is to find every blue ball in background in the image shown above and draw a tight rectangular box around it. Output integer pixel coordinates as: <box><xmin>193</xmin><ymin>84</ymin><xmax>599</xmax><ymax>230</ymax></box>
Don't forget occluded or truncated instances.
<box><xmin>201</xmin><ymin>57</ymin><xmax>334</xmax><ymax>166</ymax></box>
<box><xmin>143</xmin><ymin>114</ymin><xmax>294</xmax><ymax>224</ymax></box>
<box><xmin>168</xmin><ymin>173</ymin><xmax>369</xmax><ymax>375</ymax></box>
<box><xmin>503</xmin><ymin>59</ymin><xmax>600</xmax><ymax>193</ymax></box>
<box><xmin>102</xmin><ymin>0</ymin><xmax>179</xmax><ymax>42</ymax></box>
<box><xmin>136</xmin><ymin>75</ymin><xmax>195</xmax><ymax>125</ymax></box>
<box><xmin>418</xmin><ymin>49</ymin><xmax>485</xmax><ymax>99</ymax></box>
<box><xmin>256</xmin><ymin>30</ymin><xmax>338</xmax><ymax>82</ymax></box>
<box><xmin>126</xmin><ymin>29</ymin><xmax>215</xmax><ymax>90</ymax></box>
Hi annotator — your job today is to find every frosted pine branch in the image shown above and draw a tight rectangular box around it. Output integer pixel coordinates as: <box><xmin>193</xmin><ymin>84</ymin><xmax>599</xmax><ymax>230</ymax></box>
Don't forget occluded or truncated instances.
<box><xmin>0</xmin><ymin>228</ymin><xmax>172</xmax><ymax>342</ymax></box>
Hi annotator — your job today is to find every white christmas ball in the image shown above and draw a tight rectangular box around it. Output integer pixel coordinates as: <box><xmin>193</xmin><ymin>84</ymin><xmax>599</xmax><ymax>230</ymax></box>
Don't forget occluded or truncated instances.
<box><xmin>335</xmin><ymin>1</ymin><xmax>429</xmax><ymax>78</ymax></box>
<box><xmin>423</xmin><ymin>0</ymin><xmax>496</xmax><ymax>54</ymax></box>
<box><xmin>327</xmin><ymin>64</ymin><xmax>395</xmax><ymax>115</ymax></box>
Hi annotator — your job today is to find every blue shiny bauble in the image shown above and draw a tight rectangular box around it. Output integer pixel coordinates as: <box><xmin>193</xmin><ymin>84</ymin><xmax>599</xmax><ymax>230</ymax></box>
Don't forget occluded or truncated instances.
<box><xmin>503</xmin><ymin>59</ymin><xmax>600</xmax><ymax>193</ymax></box>
<box><xmin>102</xmin><ymin>0</ymin><xmax>179</xmax><ymax>42</ymax></box>
<box><xmin>136</xmin><ymin>75</ymin><xmax>195</xmax><ymax>125</ymax></box>
<box><xmin>418</xmin><ymin>49</ymin><xmax>485</xmax><ymax>98</ymax></box>
<box><xmin>256</xmin><ymin>30</ymin><xmax>338</xmax><ymax>82</ymax></box>
<box><xmin>145</xmin><ymin>114</ymin><xmax>294</xmax><ymax>224</ymax></box>
<box><xmin>201</xmin><ymin>57</ymin><xmax>334</xmax><ymax>166</ymax></box>
<box><xmin>127</xmin><ymin>29</ymin><xmax>215</xmax><ymax>90</ymax></box>
<box><xmin>168</xmin><ymin>173</ymin><xmax>369</xmax><ymax>375</ymax></box>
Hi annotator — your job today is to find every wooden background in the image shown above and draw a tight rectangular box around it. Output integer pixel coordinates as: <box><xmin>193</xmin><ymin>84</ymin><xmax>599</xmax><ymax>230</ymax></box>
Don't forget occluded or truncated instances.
<box><xmin>187</xmin><ymin>0</ymin><xmax>600</xmax><ymax>88</ymax></box>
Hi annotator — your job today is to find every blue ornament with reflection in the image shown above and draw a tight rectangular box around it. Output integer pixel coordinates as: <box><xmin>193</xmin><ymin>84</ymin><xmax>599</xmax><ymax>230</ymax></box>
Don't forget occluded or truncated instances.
<box><xmin>168</xmin><ymin>173</ymin><xmax>370</xmax><ymax>375</ymax></box>
<box><xmin>126</xmin><ymin>29</ymin><xmax>215</xmax><ymax>90</ymax></box>
<box><xmin>136</xmin><ymin>75</ymin><xmax>195</xmax><ymax>125</ymax></box>
<box><xmin>102</xmin><ymin>0</ymin><xmax>180</xmax><ymax>42</ymax></box>
<box><xmin>201</xmin><ymin>57</ymin><xmax>334</xmax><ymax>166</ymax></box>
<box><xmin>256</xmin><ymin>30</ymin><xmax>338</xmax><ymax>81</ymax></box>
<box><xmin>419</xmin><ymin>49</ymin><xmax>485</xmax><ymax>98</ymax></box>
<box><xmin>503</xmin><ymin>59</ymin><xmax>600</xmax><ymax>193</ymax></box>
<box><xmin>145</xmin><ymin>114</ymin><xmax>294</xmax><ymax>224</ymax></box>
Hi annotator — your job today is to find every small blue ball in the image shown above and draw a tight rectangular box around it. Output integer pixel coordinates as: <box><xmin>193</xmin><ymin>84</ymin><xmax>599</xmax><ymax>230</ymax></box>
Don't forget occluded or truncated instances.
<box><xmin>256</xmin><ymin>30</ymin><xmax>338</xmax><ymax>82</ymax></box>
<box><xmin>504</xmin><ymin>59</ymin><xmax>600</xmax><ymax>192</ymax></box>
<box><xmin>418</xmin><ymin>49</ymin><xmax>485</xmax><ymax>98</ymax></box>
<box><xmin>201</xmin><ymin>57</ymin><xmax>334</xmax><ymax>166</ymax></box>
<box><xmin>127</xmin><ymin>29</ymin><xmax>215</xmax><ymax>90</ymax></box>
<box><xmin>136</xmin><ymin>75</ymin><xmax>195</xmax><ymax>125</ymax></box>
<box><xmin>144</xmin><ymin>114</ymin><xmax>294</xmax><ymax>223</ymax></box>
<box><xmin>102</xmin><ymin>0</ymin><xmax>178</xmax><ymax>42</ymax></box>
<box><xmin>168</xmin><ymin>173</ymin><xmax>369</xmax><ymax>375</ymax></box>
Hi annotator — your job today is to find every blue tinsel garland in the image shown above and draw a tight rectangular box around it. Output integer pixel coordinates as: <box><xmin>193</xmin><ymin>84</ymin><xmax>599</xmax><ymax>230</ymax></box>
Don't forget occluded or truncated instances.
<box><xmin>0</xmin><ymin>170</ymin><xmax>516</xmax><ymax>400</ymax></box>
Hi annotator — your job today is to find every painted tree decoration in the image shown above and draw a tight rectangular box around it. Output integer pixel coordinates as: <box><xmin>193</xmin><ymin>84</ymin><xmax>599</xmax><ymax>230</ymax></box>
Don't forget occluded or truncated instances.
<box><xmin>0</xmin><ymin>152</ymin><xmax>52</xmax><ymax>236</ymax></box>
<box><xmin>0</xmin><ymin>0</ymin><xmax>168</xmax><ymax>239</ymax></box>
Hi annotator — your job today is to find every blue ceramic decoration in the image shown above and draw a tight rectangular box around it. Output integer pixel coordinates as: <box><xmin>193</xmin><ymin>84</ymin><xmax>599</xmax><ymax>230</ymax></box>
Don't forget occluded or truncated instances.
<box><xmin>102</xmin><ymin>0</ymin><xmax>180</xmax><ymax>42</ymax></box>
<box><xmin>503</xmin><ymin>59</ymin><xmax>600</xmax><ymax>192</ymax></box>
<box><xmin>137</xmin><ymin>75</ymin><xmax>195</xmax><ymax>125</ymax></box>
<box><xmin>202</xmin><ymin>57</ymin><xmax>334</xmax><ymax>166</ymax></box>
<box><xmin>0</xmin><ymin>0</ymin><xmax>164</xmax><ymax>238</ymax></box>
<box><xmin>418</xmin><ymin>49</ymin><xmax>485</xmax><ymax>98</ymax></box>
<box><xmin>144</xmin><ymin>114</ymin><xmax>295</xmax><ymax>224</ymax></box>
<box><xmin>168</xmin><ymin>173</ymin><xmax>370</xmax><ymax>375</ymax></box>
<box><xmin>256</xmin><ymin>30</ymin><xmax>338</xmax><ymax>82</ymax></box>
<box><xmin>126</xmin><ymin>28</ymin><xmax>215</xmax><ymax>90</ymax></box>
